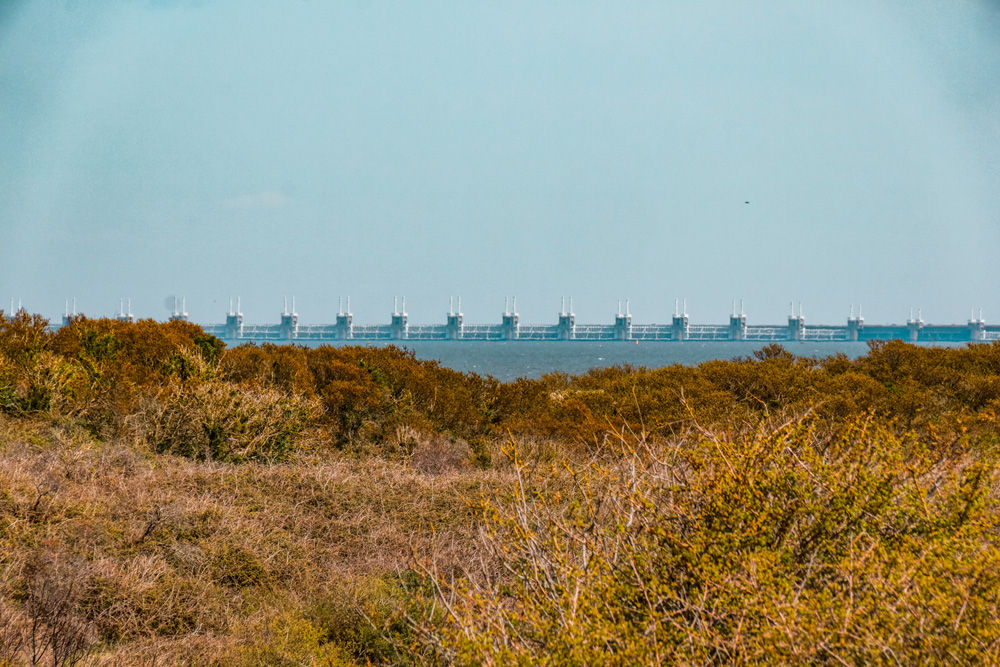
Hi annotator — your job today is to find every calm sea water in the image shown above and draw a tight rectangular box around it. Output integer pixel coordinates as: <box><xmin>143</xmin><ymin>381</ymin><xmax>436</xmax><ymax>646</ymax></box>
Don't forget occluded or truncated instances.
<box><xmin>270</xmin><ymin>340</ymin><xmax>923</xmax><ymax>382</ymax></box>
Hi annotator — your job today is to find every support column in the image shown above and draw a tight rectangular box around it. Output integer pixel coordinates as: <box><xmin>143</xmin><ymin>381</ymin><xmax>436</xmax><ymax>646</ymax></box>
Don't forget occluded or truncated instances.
<box><xmin>907</xmin><ymin>309</ymin><xmax>923</xmax><ymax>342</ymax></box>
<box><xmin>728</xmin><ymin>300</ymin><xmax>746</xmax><ymax>340</ymax></box>
<box><xmin>614</xmin><ymin>299</ymin><xmax>632</xmax><ymax>341</ymax></box>
<box><xmin>225</xmin><ymin>297</ymin><xmax>243</xmax><ymax>340</ymax></box>
<box><xmin>280</xmin><ymin>297</ymin><xmax>298</xmax><ymax>340</ymax></box>
<box><xmin>116</xmin><ymin>299</ymin><xmax>135</xmax><ymax>324</ymax></box>
<box><xmin>847</xmin><ymin>305</ymin><xmax>863</xmax><ymax>341</ymax></box>
<box><xmin>787</xmin><ymin>302</ymin><xmax>804</xmax><ymax>341</ymax></box>
<box><xmin>968</xmin><ymin>309</ymin><xmax>985</xmax><ymax>342</ymax></box>
<box><xmin>502</xmin><ymin>297</ymin><xmax>519</xmax><ymax>341</ymax></box>
<box><xmin>671</xmin><ymin>299</ymin><xmax>689</xmax><ymax>341</ymax></box>
<box><xmin>336</xmin><ymin>297</ymin><xmax>353</xmax><ymax>340</ymax></box>
<box><xmin>390</xmin><ymin>297</ymin><xmax>408</xmax><ymax>340</ymax></box>
<box><xmin>558</xmin><ymin>297</ymin><xmax>575</xmax><ymax>341</ymax></box>
<box><xmin>847</xmin><ymin>317</ymin><xmax>863</xmax><ymax>341</ymax></box>
<box><xmin>447</xmin><ymin>297</ymin><xmax>463</xmax><ymax>340</ymax></box>
<box><xmin>62</xmin><ymin>298</ymin><xmax>78</xmax><ymax>327</ymax></box>
<box><xmin>169</xmin><ymin>297</ymin><xmax>188</xmax><ymax>322</ymax></box>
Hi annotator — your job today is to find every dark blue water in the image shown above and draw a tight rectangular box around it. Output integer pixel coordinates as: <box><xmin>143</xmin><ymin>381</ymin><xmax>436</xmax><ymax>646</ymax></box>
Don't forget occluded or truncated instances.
<box><xmin>279</xmin><ymin>340</ymin><xmax>898</xmax><ymax>382</ymax></box>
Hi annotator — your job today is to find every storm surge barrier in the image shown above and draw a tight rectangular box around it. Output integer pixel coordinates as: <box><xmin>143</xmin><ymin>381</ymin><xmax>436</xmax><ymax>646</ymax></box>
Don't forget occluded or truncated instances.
<box><xmin>196</xmin><ymin>299</ymin><xmax>1000</xmax><ymax>344</ymax></box>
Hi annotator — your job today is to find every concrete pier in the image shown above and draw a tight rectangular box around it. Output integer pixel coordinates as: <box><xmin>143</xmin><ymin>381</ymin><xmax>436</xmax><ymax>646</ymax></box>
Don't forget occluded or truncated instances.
<box><xmin>335</xmin><ymin>297</ymin><xmax>353</xmax><ymax>340</ymax></box>
<box><xmin>729</xmin><ymin>300</ymin><xmax>747</xmax><ymax>341</ymax></box>
<box><xmin>787</xmin><ymin>302</ymin><xmax>805</xmax><ymax>341</ymax></box>
<box><xmin>224</xmin><ymin>298</ymin><xmax>243</xmax><ymax>339</ymax></box>
<box><xmin>558</xmin><ymin>297</ymin><xmax>575</xmax><ymax>341</ymax></box>
<box><xmin>907</xmin><ymin>309</ymin><xmax>923</xmax><ymax>343</ymax></box>
<box><xmin>614</xmin><ymin>299</ymin><xmax>632</xmax><ymax>341</ymax></box>
<box><xmin>847</xmin><ymin>305</ymin><xmax>863</xmax><ymax>342</ymax></box>
<box><xmin>63</xmin><ymin>299</ymin><xmax>78</xmax><ymax>326</ymax></box>
<box><xmin>502</xmin><ymin>297</ymin><xmax>519</xmax><ymax>341</ymax></box>
<box><xmin>169</xmin><ymin>297</ymin><xmax>188</xmax><ymax>323</ymax></box>
<box><xmin>672</xmin><ymin>300</ymin><xmax>689</xmax><ymax>341</ymax></box>
<box><xmin>969</xmin><ymin>309</ymin><xmax>986</xmax><ymax>342</ymax></box>
<box><xmin>116</xmin><ymin>299</ymin><xmax>135</xmax><ymax>324</ymax></box>
<box><xmin>391</xmin><ymin>297</ymin><xmax>408</xmax><ymax>340</ymax></box>
<box><xmin>446</xmin><ymin>297</ymin><xmax>463</xmax><ymax>340</ymax></box>
<box><xmin>279</xmin><ymin>298</ymin><xmax>298</xmax><ymax>339</ymax></box>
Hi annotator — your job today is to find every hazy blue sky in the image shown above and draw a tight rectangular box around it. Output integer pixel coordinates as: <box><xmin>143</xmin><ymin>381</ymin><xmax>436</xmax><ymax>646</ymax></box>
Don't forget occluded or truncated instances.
<box><xmin>2</xmin><ymin>1</ymin><xmax>999</xmax><ymax>326</ymax></box>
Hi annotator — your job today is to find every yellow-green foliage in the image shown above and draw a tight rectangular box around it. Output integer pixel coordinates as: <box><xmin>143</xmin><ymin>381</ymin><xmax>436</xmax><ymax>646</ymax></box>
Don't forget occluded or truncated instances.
<box><xmin>228</xmin><ymin>607</ymin><xmax>346</xmax><ymax>667</ymax></box>
<box><xmin>414</xmin><ymin>418</ymin><xmax>1000</xmax><ymax>666</ymax></box>
<box><xmin>139</xmin><ymin>383</ymin><xmax>315</xmax><ymax>463</ymax></box>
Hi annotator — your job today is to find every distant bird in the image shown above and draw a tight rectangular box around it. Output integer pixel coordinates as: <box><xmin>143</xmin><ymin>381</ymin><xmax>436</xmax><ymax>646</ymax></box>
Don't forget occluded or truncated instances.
<box><xmin>745</xmin><ymin>201</ymin><xmax>750</xmax><ymax>204</ymax></box>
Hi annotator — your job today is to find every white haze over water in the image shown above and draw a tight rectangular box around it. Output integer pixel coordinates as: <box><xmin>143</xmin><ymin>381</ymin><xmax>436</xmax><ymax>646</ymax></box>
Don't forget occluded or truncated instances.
<box><xmin>1</xmin><ymin>1</ymin><xmax>999</xmax><ymax>328</ymax></box>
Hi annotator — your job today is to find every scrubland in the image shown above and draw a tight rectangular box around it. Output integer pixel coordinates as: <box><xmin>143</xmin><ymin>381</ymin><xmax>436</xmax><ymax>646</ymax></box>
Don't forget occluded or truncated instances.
<box><xmin>1</xmin><ymin>312</ymin><xmax>999</xmax><ymax>665</ymax></box>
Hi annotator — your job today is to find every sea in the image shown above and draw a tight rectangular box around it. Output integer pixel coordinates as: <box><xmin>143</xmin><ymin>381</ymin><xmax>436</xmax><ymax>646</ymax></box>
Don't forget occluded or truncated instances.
<box><xmin>273</xmin><ymin>340</ymin><xmax>946</xmax><ymax>382</ymax></box>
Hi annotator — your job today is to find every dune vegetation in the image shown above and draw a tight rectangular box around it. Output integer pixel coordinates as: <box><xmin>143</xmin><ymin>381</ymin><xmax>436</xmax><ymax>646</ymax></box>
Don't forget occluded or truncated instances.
<box><xmin>1</xmin><ymin>312</ymin><xmax>999</xmax><ymax>665</ymax></box>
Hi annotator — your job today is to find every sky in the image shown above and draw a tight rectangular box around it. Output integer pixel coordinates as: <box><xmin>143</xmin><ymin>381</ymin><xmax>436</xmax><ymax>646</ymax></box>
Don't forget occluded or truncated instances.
<box><xmin>1</xmin><ymin>0</ymin><xmax>999</xmax><ymax>327</ymax></box>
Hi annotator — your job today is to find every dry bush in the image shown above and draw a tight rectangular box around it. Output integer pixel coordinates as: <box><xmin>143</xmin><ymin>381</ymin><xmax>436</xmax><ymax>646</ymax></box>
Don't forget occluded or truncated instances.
<box><xmin>0</xmin><ymin>596</ymin><xmax>26</xmax><ymax>664</ymax></box>
<box><xmin>411</xmin><ymin>416</ymin><xmax>1000</xmax><ymax>666</ymax></box>
<box><xmin>0</xmin><ymin>546</ymin><xmax>97</xmax><ymax>667</ymax></box>
<box><xmin>136</xmin><ymin>384</ymin><xmax>316</xmax><ymax>462</ymax></box>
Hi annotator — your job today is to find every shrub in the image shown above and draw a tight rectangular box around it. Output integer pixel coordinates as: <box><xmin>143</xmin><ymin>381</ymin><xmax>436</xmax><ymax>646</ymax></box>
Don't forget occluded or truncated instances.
<box><xmin>227</xmin><ymin>607</ymin><xmax>344</xmax><ymax>667</ymax></box>
<box><xmin>141</xmin><ymin>384</ymin><xmax>315</xmax><ymax>462</ymax></box>
<box><xmin>412</xmin><ymin>417</ymin><xmax>1000</xmax><ymax>666</ymax></box>
<box><xmin>308</xmin><ymin>574</ymin><xmax>419</xmax><ymax>666</ymax></box>
<box><xmin>211</xmin><ymin>544</ymin><xmax>269</xmax><ymax>589</ymax></box>
<box><xmin>5</xmin><ymin>546</ymin><xmax>95</xmax><ymax>666</ymax></box>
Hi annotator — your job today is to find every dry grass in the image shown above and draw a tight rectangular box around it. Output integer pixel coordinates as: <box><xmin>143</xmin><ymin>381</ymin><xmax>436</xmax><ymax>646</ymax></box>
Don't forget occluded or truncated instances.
<box><xmin>0</xmin><ymin>412</ymin><xmax>511</xmax><ymax>665</ymax></box>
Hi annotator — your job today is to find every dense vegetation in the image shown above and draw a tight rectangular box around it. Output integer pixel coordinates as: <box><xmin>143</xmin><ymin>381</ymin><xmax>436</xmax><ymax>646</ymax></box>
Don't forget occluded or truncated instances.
<box><xmin>1</xmin><ymin>312</ymin><xmax>999</xmax><ymax>665</ymax></box>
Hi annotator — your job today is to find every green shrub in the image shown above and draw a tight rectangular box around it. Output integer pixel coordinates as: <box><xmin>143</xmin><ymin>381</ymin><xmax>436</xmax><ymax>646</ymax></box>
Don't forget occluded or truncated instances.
<box><xmin>142</xmin><ymin>384</ymin><xmax>314</xmax><ymax>462</ymax></box>
<box><xmin>212</xmin><ymin>544</ymin><xmax>269</xmax><ymax>589</ymax></box>
<box><xmin>413</xmin><ymin>417</ymin><xmax>1000</xmax><ymax>666</ymax></box>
